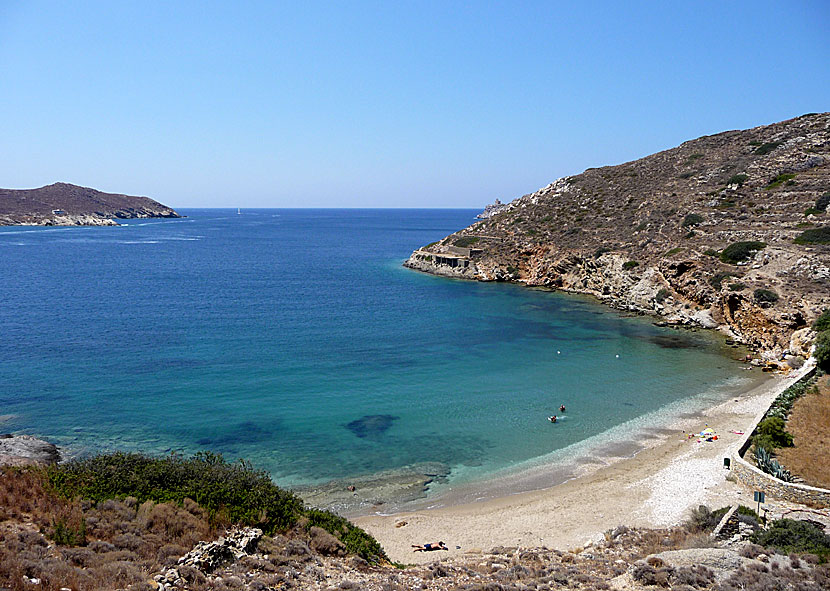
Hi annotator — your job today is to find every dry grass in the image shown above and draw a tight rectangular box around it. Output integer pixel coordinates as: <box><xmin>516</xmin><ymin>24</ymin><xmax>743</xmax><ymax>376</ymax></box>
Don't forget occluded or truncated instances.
<box><xmin>777</xmin><ymin>375</ymin><xmax>830</xmax><ymax>489</ymax></box>
<box><xmin>0</xmin><ymin>467</ymin><xmax>220</xmax><ymax>590</ymax></box>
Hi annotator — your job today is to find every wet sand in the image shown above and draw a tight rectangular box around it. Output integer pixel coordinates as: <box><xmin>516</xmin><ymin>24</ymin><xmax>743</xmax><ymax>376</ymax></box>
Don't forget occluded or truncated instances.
<box><xmin>355</xmin><ymin>362</ymin><xmax>813</xmax><ymax>564</ymax></box>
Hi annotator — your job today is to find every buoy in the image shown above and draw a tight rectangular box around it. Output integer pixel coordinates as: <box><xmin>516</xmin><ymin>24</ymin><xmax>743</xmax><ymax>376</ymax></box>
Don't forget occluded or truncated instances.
<box><xmin>615</xmin><ymin>354</ymin><xmax>620</xmax><ymax>358</ymax></box>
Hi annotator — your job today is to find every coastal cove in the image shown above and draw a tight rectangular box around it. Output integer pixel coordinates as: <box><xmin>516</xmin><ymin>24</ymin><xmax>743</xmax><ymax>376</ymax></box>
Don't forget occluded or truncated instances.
<box><xmin>1</xmin><ymin>209</ymin><xmax>764</xmax><ymax>512</ymax></box>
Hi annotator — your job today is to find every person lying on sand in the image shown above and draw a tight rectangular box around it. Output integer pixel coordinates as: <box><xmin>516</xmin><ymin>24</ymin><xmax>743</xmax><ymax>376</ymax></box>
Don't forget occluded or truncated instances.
<box><xmin>412</xmin><ymin>541</ymin><xmax>448</xmax><ymax>552</ymax></box>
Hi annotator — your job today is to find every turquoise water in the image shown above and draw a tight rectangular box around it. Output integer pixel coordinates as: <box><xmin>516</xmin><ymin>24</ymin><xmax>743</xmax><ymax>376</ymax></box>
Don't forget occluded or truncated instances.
<box><xmin>0</xmin><ymin>209</ymin><xmax>748</xmax><ymax>490</ymax></box>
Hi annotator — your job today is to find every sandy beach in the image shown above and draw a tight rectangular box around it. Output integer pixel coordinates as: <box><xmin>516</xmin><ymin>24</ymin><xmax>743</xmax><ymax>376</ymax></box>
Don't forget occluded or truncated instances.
<box><xmin>355</xmin><ymin>362</ymin><xmax>814</xmax><ymax>564</ymax></box>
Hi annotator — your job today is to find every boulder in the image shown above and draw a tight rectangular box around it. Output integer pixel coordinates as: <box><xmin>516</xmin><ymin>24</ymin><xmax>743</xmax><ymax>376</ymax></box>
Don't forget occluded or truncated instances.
<box><xmin>0</xmin><ymin>434</ymin><xmax>60</xmax><ymax>466</ymax></box>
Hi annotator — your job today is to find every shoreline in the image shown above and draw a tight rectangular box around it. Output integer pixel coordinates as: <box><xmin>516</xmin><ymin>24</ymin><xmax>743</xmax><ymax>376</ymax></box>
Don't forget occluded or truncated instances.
<box><xmin>292</xmin><ymin>356</ymin><xmax>766</xmax><ymax>517</ymax></box>
<box><xmin>354</xmin><ymin>362</ymin><xmax>812</xmax><ymax>564</ymax></box>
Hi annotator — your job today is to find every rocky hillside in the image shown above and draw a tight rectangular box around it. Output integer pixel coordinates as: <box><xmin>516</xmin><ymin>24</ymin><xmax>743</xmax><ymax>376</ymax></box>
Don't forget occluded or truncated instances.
<box><xmin>3</xmin><ymin>443</ymin><xmax>829</xmax><ymax>589</ymax></box>
<box><xmin>0</xmin><ymin>182</ymin><xmax>180</xmax><ymax>226</ymax></box>
<box><xmin>406</xmin><ymin>113</ymin><xmax>830</xmax><ymax>360</ymax></box>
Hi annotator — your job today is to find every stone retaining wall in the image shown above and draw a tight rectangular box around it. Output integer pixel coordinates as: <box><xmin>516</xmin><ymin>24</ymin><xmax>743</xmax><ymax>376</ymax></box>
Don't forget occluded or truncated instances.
<box><xmin>729</xmin><ymin>363</ymin><xmax>830</xmax><ymax>508</ymax></box>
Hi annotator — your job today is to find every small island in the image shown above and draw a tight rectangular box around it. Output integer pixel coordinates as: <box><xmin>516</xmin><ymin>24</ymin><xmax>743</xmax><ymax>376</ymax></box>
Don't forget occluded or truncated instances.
<box><xmin>0</xmin><ymin>182</ymin><xmax>181</xmax><ymax>226</ymax></box>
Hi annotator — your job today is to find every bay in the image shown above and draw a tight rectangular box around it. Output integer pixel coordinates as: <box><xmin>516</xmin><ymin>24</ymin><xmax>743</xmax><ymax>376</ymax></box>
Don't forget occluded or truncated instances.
<box><xmin>0</xmin><ymin>209</ymin><xmax>752</xmax><ymax>492</ymax></box>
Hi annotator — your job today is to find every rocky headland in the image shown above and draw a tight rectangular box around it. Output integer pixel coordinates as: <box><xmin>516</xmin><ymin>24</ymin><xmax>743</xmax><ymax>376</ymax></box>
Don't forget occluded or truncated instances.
<box><xmin>406</xmin><ymin>113</ymin><xmax>830</xmax><ymax>362</ymax></box>
<box><xmin>0</xmin><ymin>182</ymin><xmax>181</xmax><ymax>226</ymax></box>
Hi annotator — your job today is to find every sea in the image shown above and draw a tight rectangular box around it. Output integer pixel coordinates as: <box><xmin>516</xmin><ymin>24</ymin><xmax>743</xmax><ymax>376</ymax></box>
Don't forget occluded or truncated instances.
<box><xmin>0</xmin><ymin>209</ymin><xmax>761</xmax><ymax>507</ymax></box>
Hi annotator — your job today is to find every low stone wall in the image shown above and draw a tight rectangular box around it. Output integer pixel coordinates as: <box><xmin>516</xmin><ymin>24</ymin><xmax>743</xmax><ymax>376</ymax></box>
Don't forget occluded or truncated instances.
<box><xmin>729</xmin><ymin>363</ymin><xmax>830</xmax><ymax>508</ymax></box>
<box><xmin>730</xmin><ymin>458</ymin><xmax>830</xmax><ymax>507</ymax></box>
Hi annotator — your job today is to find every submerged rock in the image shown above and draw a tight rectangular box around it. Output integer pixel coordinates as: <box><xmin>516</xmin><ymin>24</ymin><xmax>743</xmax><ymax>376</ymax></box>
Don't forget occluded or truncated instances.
<box><xmin>345</xmin><ymin>414</ymin><xmax>399</xmax><ymax>438</ymax></box>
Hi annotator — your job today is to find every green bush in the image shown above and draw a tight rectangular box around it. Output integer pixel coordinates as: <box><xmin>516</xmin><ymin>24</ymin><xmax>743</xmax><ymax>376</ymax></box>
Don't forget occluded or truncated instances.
<box><xmin>727</xmin><ymin>173</ymin><xmax>749</xmax><ymax>186</ymax></box>
<box><xmin>813</xmin><ymin>308</ymin><xmax>830</xmax><ymax>332</ymax></box>
<box><xmin>594</xmin><ymin>246</ymin><xmax>612</xmax><ymax>258</ymax></box>
<box><xmin>719</xmin><ymin>241</ymin><xmax>766</xmax><ymax>264</ymax></box>
<box><xmin>753</xmin><ymin>288</ymin><xmax>779</xmax><ymax>306</ymax></box>
<box><xmin>622</xmin><ymin>260</ymin><xmax>639</xmax><ymax>270</ymax></box>
<box><xmin>52</xmin><ymin>518</ymin><xmax>86</xmax><ymax>547</ymax></box>
<box><xmin>728</xmin><ymin>282</ymin><xmax>746</xmax><ymax>291</ymax></box>
<box><xmin>816</xmin><ymin>192</ymin><xmax>830</xmax><ymax>212</ymax></box>
<box><xmin>751</xmin><ymin>519</ymin><xmax>830</xmax><ymax>558</ymax></box>
<box><xmin>709</xmin><ymin>271</ymin><xmax>737</xmax><ymax>290</ymax></box>
<box><xmin>764</xmin><ymin>173</ymin><xmax>796</xmax><ymax>190</ymax></box>
<box><xmin>453</xmin><ymin>236</ymin><xmax>480</xmax><ymax>248</ymax></box>
<box><xmin>703</xmin><ymin>248</ymin><xmax>719</xmax><ymax>257</ymax></box>
<box><xmin>754</xmin><ymin>141</ymin><xmax>783</xmax><ymax>156</ymax></box>
<box><xmin>754</xmin><ymin>417</ymin><xmax>794</xmax><ymax>451</ymax></box>
<box><xmin>815</xmin><ymin>331</ymin><xmax>830</xmax><ymax>372</ymax></box>
<box><xmin>681</xmin><ymin>213</ymin><xmax>704</xmax><ymax>227</ymax></box>
<box><xmin>794</xmin><ymin>226</ymin><xmax>830</xmax><ymax>244</ymax></box>
<box><xmin>805</xmin><ymin>208</ymin><xmax>824</xmax><ymax>216</ymax></box>
<box><xmin>665</xmin><ymin>247</ymin><xmax>683</xmax><ymax>256</ymax></box>
<box><xmin>655</xmin><ymin>288</ymin><xmax>670</xmax><ymax>303</ymax></box>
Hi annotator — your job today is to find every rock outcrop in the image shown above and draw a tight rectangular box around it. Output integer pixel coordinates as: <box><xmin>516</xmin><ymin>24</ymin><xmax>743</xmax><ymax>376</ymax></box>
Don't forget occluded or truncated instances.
<box><xmin>0</xmin><ymin>434</ymin><xmax>60</xmax><ymax>466</ymax></box>
<box><xmin>476</xmin><ymin>198</ymin><xmax>510</xmax><ymax>219</ymax></box>
<box><xmin>0</xmin><ymin>182</ymin><xmax>180</xmax><ymax>226</ymax></box>
<box><xmin>406</xmin><ymin>113</ymin><xmax>830</xmax><ymax>357</ymax></box>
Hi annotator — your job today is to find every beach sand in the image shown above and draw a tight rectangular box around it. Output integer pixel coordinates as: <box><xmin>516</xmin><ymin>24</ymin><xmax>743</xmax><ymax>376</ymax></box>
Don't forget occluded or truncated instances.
<box><xmin>355</xmin><ymin>363</ymin><xmax>813</xmax><ymax>564</ymax></box>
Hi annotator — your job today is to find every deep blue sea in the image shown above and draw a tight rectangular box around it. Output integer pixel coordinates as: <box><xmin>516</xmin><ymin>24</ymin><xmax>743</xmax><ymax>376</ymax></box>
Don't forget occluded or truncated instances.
<box><xmin>0</xmin><ymin>209</ymin><xmax>754</xmax><ymax>494</ymax></box>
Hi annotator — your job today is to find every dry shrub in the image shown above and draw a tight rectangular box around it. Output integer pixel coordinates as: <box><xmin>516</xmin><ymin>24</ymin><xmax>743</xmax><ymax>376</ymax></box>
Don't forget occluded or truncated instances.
<box><xmin>145</xmin><ymin>501</ymin><xmax>211</xmax><ymax>544</ymax></box>
<box><xmin>96</xmin><ymin>560</ymin><xmax>145</xmax><ymax>588</ymax></box>
<box><xmin>633</xmin><ymin>527</ymin><xmax>692</xmax><ymax>557</ymax></box>
<box><xmin>739</xmin><ymin>543</ymin><xmax>765</xmax><ymax>559</ymax></box>
<box><xmin>157</xmin><ymin>542</ymin><xmax>189</xmax><ymax>566</ymax></box>
<box><xmin>0</xmin><ymin>467</ymin><xmax>221</xmax><ymax>590</ymax></box>
<box><xmin>679</xmin><ymin>532</ymin><xmax>718</xmax><ymax>550</ymax></box>
<box><xmin>0</xmin><ymin>467</ymin><xmax>83</xmax><ymax>539</ymax></box>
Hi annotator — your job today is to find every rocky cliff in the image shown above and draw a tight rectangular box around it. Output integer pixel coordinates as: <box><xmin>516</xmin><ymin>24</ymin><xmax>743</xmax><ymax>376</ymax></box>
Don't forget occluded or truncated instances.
<box><xmin>406</xmin><ymin>113</ymin><xmax>830</xmax><ymax>360</ymax></box>
<box><xmin>0</xmin><ymin>182</ymin><xmax>181</xmax><ymax>226</ymax></box>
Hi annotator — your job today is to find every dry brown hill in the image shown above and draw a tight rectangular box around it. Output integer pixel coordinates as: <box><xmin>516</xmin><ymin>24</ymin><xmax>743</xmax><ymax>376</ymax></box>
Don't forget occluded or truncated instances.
<box><xmin>406</xmin><ymin>113</ymin><xmax>830</xmax><ymax>359</ymax></box>
<box><xmin>0</xmin><ymin>182</ymin><xmax>180</xmax><ymax>226</ymax></box>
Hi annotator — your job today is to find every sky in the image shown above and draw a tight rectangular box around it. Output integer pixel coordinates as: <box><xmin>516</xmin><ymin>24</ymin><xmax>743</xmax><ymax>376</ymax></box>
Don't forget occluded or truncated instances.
<box><xmin>1</xmin><ymin>1</ymin><xmax>828</xmax><ymax>208</ymax></box>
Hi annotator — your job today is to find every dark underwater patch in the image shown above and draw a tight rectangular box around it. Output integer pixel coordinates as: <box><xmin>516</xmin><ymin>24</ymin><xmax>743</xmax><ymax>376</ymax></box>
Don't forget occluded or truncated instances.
<box><xmin>646</xmin><ymin>334</ymin><xmax>701</xmax><ymax>349</ymax></box>
<box><xmin>346</xmin><ymin>414</ymin><xmax>399</xmax><ymax>438</ymax></box>
<box><xmin>195</xmin><ymin>420</ymin><xmax>280</xmax><ymax>450</ymax></box>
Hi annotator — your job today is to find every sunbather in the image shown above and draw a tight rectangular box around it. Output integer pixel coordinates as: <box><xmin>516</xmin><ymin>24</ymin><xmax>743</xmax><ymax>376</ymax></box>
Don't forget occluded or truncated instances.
<box><xmin>412</xmin><ymin>541</ymin><xmax>448</xmax><ymax>552</ymax></box>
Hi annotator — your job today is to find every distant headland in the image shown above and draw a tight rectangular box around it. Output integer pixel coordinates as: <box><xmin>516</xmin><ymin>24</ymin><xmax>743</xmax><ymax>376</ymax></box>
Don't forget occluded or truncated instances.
<box><xmin>0</xmin><ymin>182</ymin><xmax>181</xmax><ymax>226</ymax></box>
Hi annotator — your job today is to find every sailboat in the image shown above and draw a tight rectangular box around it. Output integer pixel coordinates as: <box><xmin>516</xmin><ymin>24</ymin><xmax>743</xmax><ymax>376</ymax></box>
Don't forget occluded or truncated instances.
<box><xmin>237</xmin><ymin>207</ymin><xmax>241</xmax><ymax>215</ymax></box>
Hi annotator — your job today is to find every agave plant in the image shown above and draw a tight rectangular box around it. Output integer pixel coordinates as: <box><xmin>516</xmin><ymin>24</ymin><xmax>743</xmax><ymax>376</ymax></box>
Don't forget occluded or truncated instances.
<box><xmin>755</xmin><ymin>446</ymin><xmax>772</xmax><ymax>469</ymax></box>
<box><xmin>754</xmin><ymin>446</ymin><xmax>794</xmax><ymax>482</ymax></box>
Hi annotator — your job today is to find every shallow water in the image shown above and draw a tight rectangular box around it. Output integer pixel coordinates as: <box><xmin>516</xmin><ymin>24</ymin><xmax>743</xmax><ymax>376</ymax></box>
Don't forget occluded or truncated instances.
<box><xmin>0</xmin><ymin>209</ymin><xmax>753</xmax><ymax>494</ymax></box>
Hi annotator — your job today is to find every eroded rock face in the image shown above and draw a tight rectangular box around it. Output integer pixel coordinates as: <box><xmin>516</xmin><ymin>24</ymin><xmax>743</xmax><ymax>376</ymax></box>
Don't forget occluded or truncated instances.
<box><xmin>0</xmin><ymin>434</ymin><xmax>60</xmax><ymax>466</ymax></box>
<box><xmin>405</xmin><ymin>113</ymin><xmax>830</xmax><ymax>356</ymax></box>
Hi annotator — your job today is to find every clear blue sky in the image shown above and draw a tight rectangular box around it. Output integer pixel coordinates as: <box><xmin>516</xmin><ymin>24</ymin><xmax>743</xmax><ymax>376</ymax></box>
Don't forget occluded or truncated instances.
<box><xmin>1</xmin><ymin>1</ymin><xmax>827</xmax><ymax>208</ymax></box>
